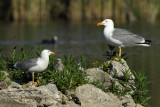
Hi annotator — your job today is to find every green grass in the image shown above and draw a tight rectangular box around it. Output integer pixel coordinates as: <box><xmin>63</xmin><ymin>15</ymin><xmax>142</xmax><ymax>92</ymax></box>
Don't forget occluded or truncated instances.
<box><xmin>0</xmin><ymin>48</ymin><xmax>89</xmax><ymax>93</ymax></box>
<box><xmin>91</xmin><ymin>69</ymin><xmax>150</xmax><ymax>106</ymax></box>
<box><xmin>0</xmin><ymin>47</ymin><xmax>150</xmax><ymax>106</ymax></box>
<box><xmin>91</xmin><ymin>45</ymin><xmax>150</xmax><ymax>106</ymax></box>
<box><xmin>0</xmin><ymin>71</ymin><xmax>5</xmax><ymax>82</ymax></box>
<box><xmin>132</xmin><ymin>71</ymin><xmax>150</xmax><ymax>106</ymax></box>
<box><xmin>39</xmin><ymin>54</ymin><xmax>88</xmax><ymax>93</ymax></box>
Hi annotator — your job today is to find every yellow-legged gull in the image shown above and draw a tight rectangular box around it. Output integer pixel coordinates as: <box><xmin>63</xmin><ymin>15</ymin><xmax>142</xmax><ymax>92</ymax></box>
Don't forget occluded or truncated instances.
<box><xmin>14</xmin><ymin>49</ymin><xmax>56</xmax><ymax>85</ymax></box>
<box><xmin>97</xmin><ymin>19</ymin><xmax>151</xmax><ymax>57</ymax></box>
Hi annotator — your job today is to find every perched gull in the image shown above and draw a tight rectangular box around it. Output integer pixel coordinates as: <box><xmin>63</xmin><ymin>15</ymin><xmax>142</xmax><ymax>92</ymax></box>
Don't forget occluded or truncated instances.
<box><xmin>54</xmin><ymin>58</ymin><xmax>64</xmax><ymax>72</ymax></box>
<box><xmin>97</xmin><ymin>19</ymin><xmax>151</xmax><ymax>57</ymax></box>
<box><xmin>14</xmin><ymin>49</ymin><xmax>56</xmax><ymax>85</ymax></box>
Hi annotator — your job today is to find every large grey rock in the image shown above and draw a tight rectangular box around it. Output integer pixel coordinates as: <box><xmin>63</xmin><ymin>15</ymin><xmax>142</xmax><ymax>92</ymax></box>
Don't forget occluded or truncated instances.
<box><xmin>33</xmin><ymin>84</ymin><xmax>62</xmax><ymax>106</ymax></box>
<box><xmin>106</xmin><ymin>59</ymin><xmax>135</xmax><ymax>80</ymax></box>
<box><xmin>0</xmin><ymin>82</ymin><xmax>81</xmax><ymax>107</ymax></box>
<box><xmin>75</xmin><ymin>84</ymin><xmax>143</xmax><ymax>107</ymax></box>
<box><xmin>0</xmin><ymin>83</ymin><xmax>63</xmax><ymax>107</ymax></box>
<box><xmin>85</xmin><ymin>67</ymin><xmax>129</xmax><ymax>91</ymax></box>
<box><xmin>0</xmin><ymin>96</ymin><xmax>31</xmax><ymax>107</ymax></box>
<box><xmin>85</xmin><ymin>68</ymin><xmax>112</xmax><ymax>88</ymax></box>
<box><xmin>75</xmin><ymin>84</ymin><xmax>121</xmax><ymax>107</ymax></box>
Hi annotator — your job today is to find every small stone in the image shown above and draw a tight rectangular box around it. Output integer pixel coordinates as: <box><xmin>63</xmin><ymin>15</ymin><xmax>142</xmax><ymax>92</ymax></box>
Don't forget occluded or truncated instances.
<box><xmin>10</xmin><ymin>82</ymin><xmax>22</xmax><ymax>89</ymax></box>
<box><xmin>0</xmin><ymin>71</ymin><xmax>9</xmax><ymax>77</ymax></box>
<box><xmin>0</xmin><ymin>77</ymin><xmax>10</xmax><ymax>89</ymax></box>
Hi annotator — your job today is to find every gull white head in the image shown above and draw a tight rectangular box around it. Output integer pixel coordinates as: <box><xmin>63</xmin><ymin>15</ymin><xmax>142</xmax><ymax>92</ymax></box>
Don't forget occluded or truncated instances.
<box><xmin>97</xmin><ymin>19</ymin><xmax>114</xmax><ymax>28</ymax></box>
<box><xmin>41</xmin><ymin>49</ymin><xmax>56</xmax><ymax>58</ymax></box>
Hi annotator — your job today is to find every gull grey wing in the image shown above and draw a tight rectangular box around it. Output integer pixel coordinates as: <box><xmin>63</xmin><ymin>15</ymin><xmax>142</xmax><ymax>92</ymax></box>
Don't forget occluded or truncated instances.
<box><xmin>14</xmin><ymin>58</ymin><xmax>38</xmax><ymax>71</ymax></box>
<box><xmin>112</xmin><ymin>28</ymin><xmax>145</xmax><ymax>46</ymax></box>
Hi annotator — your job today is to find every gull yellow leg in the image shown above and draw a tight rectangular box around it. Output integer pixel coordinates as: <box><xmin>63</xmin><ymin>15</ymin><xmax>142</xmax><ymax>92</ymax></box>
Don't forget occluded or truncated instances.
<box><xmin>119</xmin><ymin>47</ymin><xmax>121</xmax><ymax>57</ymax></box>
<box><xmin>113</xmin><ymin>47</ymin><xmax>121</xmax><ymax>61</ymax></box>
<box><xmin>32</xmin><ymin>72</ymin><xmax>38</xmax><ymax>86</ymax></box>
<box><xmin>32</xmin><ymin>72</ymin><xmax>34</xmax><ymax>83</ymax></box>
<box><xmin>22</xmin><ymin>72</ymin><xmax>37</xmax><ymax>88</ymax></box>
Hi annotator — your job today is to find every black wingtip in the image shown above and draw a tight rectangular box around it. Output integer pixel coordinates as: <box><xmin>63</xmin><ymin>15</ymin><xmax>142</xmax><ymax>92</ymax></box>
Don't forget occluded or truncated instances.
<box><xmin>145</xmin><ymin>40</ymin><xmax>156</xmax><ymax>44</ymax></box>
<box><xmin>135</xmin><ymin>39</ymin><xmax>155</xmax><ymax>45</ymax></box>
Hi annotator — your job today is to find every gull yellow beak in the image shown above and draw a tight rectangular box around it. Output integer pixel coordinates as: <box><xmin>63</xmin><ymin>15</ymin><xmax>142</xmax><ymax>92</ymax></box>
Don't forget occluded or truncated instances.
<box><xmin>50</xmin><ymin>52</ymin><xmax>56</xmax><ymax>55</ymax></box>
<box><xmin>97</xmin><ymin>22</ymin><xmax>103</xmax><ymax>26</ymax></box>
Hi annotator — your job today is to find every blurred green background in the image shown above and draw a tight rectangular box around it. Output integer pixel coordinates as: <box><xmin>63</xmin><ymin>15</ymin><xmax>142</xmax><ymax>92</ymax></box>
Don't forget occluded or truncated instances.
<box><xmin>0</xmin><ymin>0</ymin><xmax>159</xmax><ymax>23</ymax></box>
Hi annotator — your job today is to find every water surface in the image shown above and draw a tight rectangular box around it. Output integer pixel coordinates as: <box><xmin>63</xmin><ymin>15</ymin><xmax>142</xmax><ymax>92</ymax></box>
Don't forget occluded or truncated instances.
<box><xmin>0</xmin><ymin>21</ymin><xmax>160</xmax><ymax>107</ymax></box>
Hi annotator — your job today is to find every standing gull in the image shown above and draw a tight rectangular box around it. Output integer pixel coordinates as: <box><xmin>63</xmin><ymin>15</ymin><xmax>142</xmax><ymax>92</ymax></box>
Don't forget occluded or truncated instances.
<box><xmin>97</xmin><ymin>19</ymin><xmax>151</xmax><ymax>57</ymax></box>
<box><xmin>14</xmin><ymin>49</ymin><xmax>56</xmax><ymax>85</ymax></box>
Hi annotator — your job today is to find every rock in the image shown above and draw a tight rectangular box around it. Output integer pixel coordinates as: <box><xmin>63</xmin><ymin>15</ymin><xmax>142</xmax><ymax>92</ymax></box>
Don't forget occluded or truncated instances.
<box><xmin>66</xmin><ymin>90</ymin><xmax>75</xmax><ymax>100</ymax></box>
<box><xmin>85</xmin><ymin>67</ymin><xmax>129</xmax><ymax>90</ymax></box>
<box><xmin>62</xmin><ymin>101</ymin><xmax>80</xmax><ymax>107</ymax></box>
<box><xmin>85</xmin><ymin>68</ymin><xmax>112</xmax><ymax>88</ymax></box>
<box><xmin>22</xmin><ymin>81</ymin><xmax>35</xmax><ymax>88</ymax></box>
<box><xmin>0</xmin><ymin>71</ymin><xmax>9</xmax><ymax>77</ymax></box>
<box><xmin>0</xmin><ymin>71</ymin><xmax>10</xmax><ymax>90</ymax></box>
<box><xmin>0</xmin><ymin>58</ymin><xmax>145</xmax><ymax>107</ymax></box>
<box><xmin>0</xmin><ymin>77</ymin><xmax>10</xmax><ymax>89</ymax></box>
<box><xmin>75</xmin><ymin>84</ymin><xmax>121</xmax><ymax>107</ymax></box>
<box><xmin>0</xmin><ymin>80</ymin><xmax>144</xmax><ymax>107</ymax></box>
<box><xmin>10</xmin><ymin>81</ymin><xmax>22</xmax><ymax>89</ymax></box>
<box><xmin>0</xmin><ymin>81</ymin><xmax>81</xmax><ymax>107</ymax></box>
<box><xmin>136</xmin><ymin>104</ymin><xmax>144</xmax><ymax>107</ymax></box>
<box><xmin>106</xmin><ymin>59</ymin><xmax>135</xmax><ymax>80</ymax></box>
<box><xmin>0</xmin><ymin>81</ymin><xmax>8</xmax><ymax>89</ymax></box>
<box><xmin>0</xmin><ymin>83</ymin><xmax>63</xmax><ymax>107</ymax></box>
<box><xmin>46</xmin><ymin>83</ymin><xmax>59</xmax><ymax>94</ymax></box>
<box><xmin>121</xmin><ymin>95</ymin><xmax>138</xmax><ymax>107</ymax></box>
<box><xmin>75</xmin><ymin>84</ymin><xmax>144</xmax><ymax>107</ymax></box>
<box><xmin>34</xmin><ymin>84</ymin><xmax>62</xmax><ymax>104</ymax></box>
<box><xmin>0</xmin><ymin>96</ymin><xmax>30</xmax><ymax>107</ymax></box>
<box><xmin>46</xmin><ymin>83</ymin><xmax>62</xmax><ymax>101</ymax></box>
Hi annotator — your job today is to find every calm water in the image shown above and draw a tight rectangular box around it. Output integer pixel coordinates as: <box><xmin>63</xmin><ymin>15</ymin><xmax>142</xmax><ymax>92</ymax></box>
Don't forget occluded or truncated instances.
<box><xmin>0</xmin><ymin>20</ymin><xmax>160</xmax><ymax>106</ymax></box>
